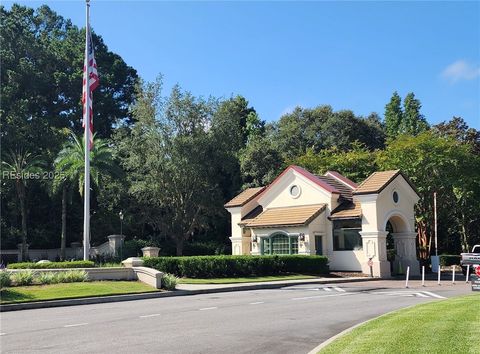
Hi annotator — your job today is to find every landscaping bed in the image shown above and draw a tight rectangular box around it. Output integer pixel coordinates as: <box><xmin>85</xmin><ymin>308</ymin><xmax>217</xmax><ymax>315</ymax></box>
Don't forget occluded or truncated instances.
<box><xmin>0</xmin><ymin>281</ymin><xmax>159</xmax><ymax>304</ymax></box>
<box><xmin>318</xmin><ymin>294</ymin><xmax>480</xmax><ymax>354</ymax></box>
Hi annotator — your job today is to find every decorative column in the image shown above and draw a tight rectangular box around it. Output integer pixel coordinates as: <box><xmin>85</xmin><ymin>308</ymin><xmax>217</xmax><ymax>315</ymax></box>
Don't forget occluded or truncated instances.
<box><xmin>108</xmin><ymin>234</ymin><xmax>125</xmax><ymax>257</ymax></box>
<box><xmin>359</xmin><ymin>231</ymin><xmax>391</xmax><ymax>278</ymax></box>
<box><xmin>392</xmin><ymin>232</ymin><xmax>420</xmax><ymax>276</ymax></box>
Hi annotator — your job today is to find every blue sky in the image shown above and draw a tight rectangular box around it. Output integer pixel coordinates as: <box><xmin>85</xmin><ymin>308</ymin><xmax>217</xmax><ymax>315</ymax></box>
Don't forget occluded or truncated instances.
<box><xmin>5</xmin><ymin>1</ymin><xmax>480</xmax><ymax>128</ymax></box>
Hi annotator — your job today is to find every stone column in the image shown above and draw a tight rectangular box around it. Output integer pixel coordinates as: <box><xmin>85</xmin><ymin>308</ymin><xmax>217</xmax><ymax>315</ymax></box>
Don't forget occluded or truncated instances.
<box><xmin>70</xmin><ymin>242</ymin><xmax>82</xmax><ymax>260</ymax></box>
<box><xmin>108</xmin><ymin>235</ymin><xmax>125</xmax><ymax>257</ymax></box>
<box><xmin>392</xmin><ymin>232</ymin><xmax>420</xmax><ymax>276</ymax></box>
<box><xmin>360</xmin><ymin>231</ymin><xmax>391</xmax><ymax>278</ymax></box>
<box><xmin>17</xmin><ymin>243</ymin><xmax>29</xmax><ymax>262</ymax></box>
<box><xmin>141</xmin><ymin>247</ymin><xmax>160</xmax><ymax>258</ymax></box>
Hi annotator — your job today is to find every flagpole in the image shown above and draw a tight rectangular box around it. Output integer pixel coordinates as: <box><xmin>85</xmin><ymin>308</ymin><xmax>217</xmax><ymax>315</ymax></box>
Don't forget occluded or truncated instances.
<box><xmin>83</xmin><ymin>0</ymin><xmax>91</xmax><ymax>260</ymax></box>
<box><xmin>434</xmin><ymin>191</ymin><xmax>438</xmax><ymax>257</ymax></box>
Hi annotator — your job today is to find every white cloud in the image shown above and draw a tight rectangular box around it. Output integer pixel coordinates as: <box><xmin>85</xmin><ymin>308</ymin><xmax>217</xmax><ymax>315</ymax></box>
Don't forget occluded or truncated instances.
<box><xmin>441</xmin><ymin>60</ymin><xmax>480</xmax><ymax>83</ymax></box>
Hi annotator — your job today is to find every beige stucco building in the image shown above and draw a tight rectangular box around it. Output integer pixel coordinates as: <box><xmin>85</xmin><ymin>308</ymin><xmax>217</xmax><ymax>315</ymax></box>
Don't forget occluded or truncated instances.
<box><xmin>225</xmin><ymin>165</ymin><xmax>420</xmax><ymax>278</ymax></box>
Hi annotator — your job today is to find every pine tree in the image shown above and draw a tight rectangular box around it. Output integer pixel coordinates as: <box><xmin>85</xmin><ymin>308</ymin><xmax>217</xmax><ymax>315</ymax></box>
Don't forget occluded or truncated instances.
<box><xmin>402</xmin><ymin>92</ymin><xmax>429</xmax><ymax>135</ymax></box>
<box><xmin>384</xmin><ymin>92</ymin><xmax>403</xmax><ymax>139</ymax></box>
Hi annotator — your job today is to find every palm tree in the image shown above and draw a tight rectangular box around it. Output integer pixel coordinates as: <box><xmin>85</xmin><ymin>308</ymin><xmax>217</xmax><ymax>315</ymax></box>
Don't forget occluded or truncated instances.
<box><xmin>2</xmin><ymin>150</ymin><xmax>44</xmax><ymax>260</ymax></box>
<box><xmin>53</xmin><ymin>131</ymin><xmax>121</xmax><ymax>259</ymax></box>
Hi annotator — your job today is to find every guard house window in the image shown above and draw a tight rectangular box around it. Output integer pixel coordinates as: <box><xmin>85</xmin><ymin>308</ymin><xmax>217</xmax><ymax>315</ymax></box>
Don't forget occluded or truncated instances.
<box><xmin>262</xmin><ymin>234</ymin><xmax>299</xmax><ymax>255</ymax></box>
<box><xmin>333</xmin><ymin>219</ymin><xmax>362</xmax><ymax>251</ymax></box>
<box><xmin>393</xmin><ymin>191</ymin><xmax>399</xmax><ymax>203</ymax></box>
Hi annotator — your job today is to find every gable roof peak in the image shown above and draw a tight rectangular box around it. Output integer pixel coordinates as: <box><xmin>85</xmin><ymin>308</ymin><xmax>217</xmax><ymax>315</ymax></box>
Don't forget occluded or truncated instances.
<box><xmin>353</xmin><ymin>170</ymin><xmax>418</xmax><ymax>197</ymax></box>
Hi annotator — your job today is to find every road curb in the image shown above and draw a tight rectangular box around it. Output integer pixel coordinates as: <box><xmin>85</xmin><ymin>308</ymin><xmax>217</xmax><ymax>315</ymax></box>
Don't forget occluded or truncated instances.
<box><xmin>0</xmin><ymin>277</ymin><xmax>380</xmax><ymax>312</ymax></box>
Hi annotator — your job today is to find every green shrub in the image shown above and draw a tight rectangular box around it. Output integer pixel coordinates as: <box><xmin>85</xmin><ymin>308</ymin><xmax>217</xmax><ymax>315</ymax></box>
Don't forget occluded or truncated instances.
<box><xmin>57</xmin><ymin>270</ymin><xmax>88</xmax><ymax>283</ymax></box>
<box><xmin>8</xmin><ymin>260</ymin><xmax>95</xmax><ymax>269</ymax></box>
<box><xmin>36</xmin><ymin>272</ymin><xmax>61</xmax><ymax>285</ymax></box>
<box><xmin>0</xmin><ymin>270</ymin><xmax>12</xmax><ymax>288</ymax></box>
<box><xmin>439</xmin><ymin>255</ymin><xmax>461</xmax><ymax>267</ymax></box>
<box><xmin>11</xmin><ymin>270</ymin><xmax>35</xmax><ymax>285</ymax></box>
<box><xmin>144</xmin><ymin>255</ymin><xmax>329</xmax><ymax>278</ymax></box>
<box><xmin>162</xmin><ymin>273</ymin><xmax>178</xmax><ymax>290</ymax></box>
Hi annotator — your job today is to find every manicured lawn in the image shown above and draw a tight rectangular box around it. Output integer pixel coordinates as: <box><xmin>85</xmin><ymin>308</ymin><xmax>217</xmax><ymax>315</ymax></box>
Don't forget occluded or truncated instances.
<box><xmin>319</xmin><ymin>294</ymin><xmax>480</xmax><ymax>354</ymax></box>
<box><xmin>0</xmin><ymin>281</ymin><xmax>159</xmax><ymax>304</ymax></box>
<box><xmin>178</xmin><ymin>274</ymin><xmax>318</xmax><ymax>284</ymax></box>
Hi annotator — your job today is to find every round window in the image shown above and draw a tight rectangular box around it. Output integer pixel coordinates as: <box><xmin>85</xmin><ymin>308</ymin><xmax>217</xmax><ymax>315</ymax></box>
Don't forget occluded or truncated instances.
<box><xmin>393</xmin><ymin>191</ymin><xmax>399</xmax><ymax>203</ymax></box>
<box><xmin>290</xmin><ymin>185</ymin><xmax>301</xmax><ymax>198</ymax></box>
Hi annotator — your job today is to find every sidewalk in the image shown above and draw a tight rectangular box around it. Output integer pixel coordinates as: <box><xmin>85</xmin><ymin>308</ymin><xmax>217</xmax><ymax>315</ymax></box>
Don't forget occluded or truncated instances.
<box><xmin>1</xmin><ymin>276</ymin><xmax>380</xmax><ymax>312</ymax></box>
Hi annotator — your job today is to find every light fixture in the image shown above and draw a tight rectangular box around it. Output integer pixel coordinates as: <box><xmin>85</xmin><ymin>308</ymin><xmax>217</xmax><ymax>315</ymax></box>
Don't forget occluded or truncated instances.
<box><xmin>298</xmin><ymin>233</ymin><xmax>305</xmax><ymax>242</ymax></box>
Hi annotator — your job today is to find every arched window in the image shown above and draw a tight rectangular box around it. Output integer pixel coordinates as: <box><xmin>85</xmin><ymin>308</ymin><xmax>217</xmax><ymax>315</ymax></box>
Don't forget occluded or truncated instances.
<box><xmin>261</xmin><ymin>233</ymin><xmax>298</xmax><ymax>255</ymax></box>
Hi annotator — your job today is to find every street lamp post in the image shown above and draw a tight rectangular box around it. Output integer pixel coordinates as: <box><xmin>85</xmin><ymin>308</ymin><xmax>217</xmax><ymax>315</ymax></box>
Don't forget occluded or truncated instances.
<box><xmin>119</xmin><ymin>210</ymin><xmax>124</xmax><ymax>236</ymax></box>
<box><xmin>118</xmin><ymin>210</ymin><xmax>124</xmax><ymax>260</ymax></box>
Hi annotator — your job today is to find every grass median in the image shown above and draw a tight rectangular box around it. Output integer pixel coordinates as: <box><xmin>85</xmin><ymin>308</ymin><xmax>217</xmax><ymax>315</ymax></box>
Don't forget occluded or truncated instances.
<box><xmin>178</xmin><ymin>274</ymin><xmax>317</xmax><ymax>284</ymax></box>
<box><xmin>318</xmin><ymin>294</ymin><xmax>480</xmax><ymax>354</ymax></box>
<box><xmin>0</xmin><ymin>281</ymin><xmax>159</xmax><ymax>304</ymax></box>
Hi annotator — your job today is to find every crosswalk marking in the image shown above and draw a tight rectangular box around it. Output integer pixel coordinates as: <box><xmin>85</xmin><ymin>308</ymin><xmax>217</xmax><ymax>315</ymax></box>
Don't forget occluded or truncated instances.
<box><xmin>421</xmin><ymin>291</ymin><xmax>446</xmax><ymax>299</ymax></box>
<box><xmin>370</xmin><ymin>291</ymin><xmax>445</xmax><ymax>299</ymax></box>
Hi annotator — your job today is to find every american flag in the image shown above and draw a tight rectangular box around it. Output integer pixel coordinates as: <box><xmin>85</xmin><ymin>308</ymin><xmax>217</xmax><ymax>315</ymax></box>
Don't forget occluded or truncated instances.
<box><xmin>82</xmin><ymin>27</ymin><xmax>99</xmax><ymax>150</ymax></box>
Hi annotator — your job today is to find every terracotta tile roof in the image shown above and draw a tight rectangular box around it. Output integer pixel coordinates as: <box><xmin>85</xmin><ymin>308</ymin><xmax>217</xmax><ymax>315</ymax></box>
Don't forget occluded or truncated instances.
<box><xmin>258</xmin><ymin>166</ymin><xmax>340</xmax><ymax>200</ymax></box>
<box><xmin>225</xmin><ymin>187</ymin><xmax>265</xmax><ymax>208</ymax></box>
<box><xmin>239</xmin><ymin>205</ymin><xmax>263</xmax><ymax>225</ymax></box>
<box><xmin>330</xmin><ymin>200</ymin><xmax>362</xmax><ymax>219</ymax></box>
<box><xmin>326</xmin><ymin>171</ymin><xmax>358</xmax><ymax>188</ymax></box>
<box><xmin>246</xmin><ymin>204</ymin><xmax>326</xmax><ymax>228</ymax></box>
<box><xmin>316</xmin><ymin>175</ymin><xmax>354</xmax><ymax>200</ymax></box>
<box><xmin>353</xmin><ymin>170</ymin><xmax>401</xmax><ymax>195</ymax></box>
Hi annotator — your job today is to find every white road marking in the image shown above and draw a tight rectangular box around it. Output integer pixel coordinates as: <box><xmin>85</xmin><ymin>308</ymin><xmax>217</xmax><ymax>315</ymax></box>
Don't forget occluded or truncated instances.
<box><xmin>374</xmin><ymin>292</ymin><xmax>414</xmax><ymax>297</ymax></box>
<box><xmin>0</xmin><ymin>333</ymin><xmax>6</xmax><ymax>336</ymax></box>
<box><xmin>64</xmin><ymin>323</ymin><xmax>88</xmax><ymax>328</ymax></box>
<box><xmin>334</xmin><ymin>287</ymin><xmax>346</xmax><ymax>292</ymax></box>
<box><xmin>139</xmin><ymin>314</ymin><xmax>161</xmax><ymax>318</ymax></box>
<box><xmin>249</xmin><ymin>302</ymin><xmax>265</xmax><ymax>305</ymax></box>
<box><xmin>421</xmin><ymin>291</ymin><xmax>446</xmax><ymax>299</ymax></box>
<box><xmin>199</xmin><ymin>307</ymin><xmax>218</xmax><ymax>311</ymax></box>
<box><xmin>291</xmin><ymin>293</ymin><xmax>351</xmax><ymax>301</ymax></box>
<box><xmin>371</xmin><ymin>291</ymin><xmax>446</xmax><ymax>299</ymax></box>
<box><xmin>323</xmin><ymin>287</ymin><xmax>333</xmax><ymax>292</ymax></box>
<box><xmin>415</xmin><ymin>292</ymin><xmax>429</xmax><ymax>298</ymax></box>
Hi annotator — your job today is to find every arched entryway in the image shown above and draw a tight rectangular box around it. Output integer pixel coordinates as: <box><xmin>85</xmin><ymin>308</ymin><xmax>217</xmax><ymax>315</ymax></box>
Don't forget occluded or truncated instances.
<box><xmin>384</xmin><ymin>212</ymin><xmax>420</xmax><ymax>276</ymax></box>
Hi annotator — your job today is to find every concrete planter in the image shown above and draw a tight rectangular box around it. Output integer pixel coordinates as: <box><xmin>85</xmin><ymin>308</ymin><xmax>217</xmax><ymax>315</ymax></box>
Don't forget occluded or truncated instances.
<box><xmin>141</xmin><ymin>247</ymin><xmax>160</xmax><ymax>258</ymax></box>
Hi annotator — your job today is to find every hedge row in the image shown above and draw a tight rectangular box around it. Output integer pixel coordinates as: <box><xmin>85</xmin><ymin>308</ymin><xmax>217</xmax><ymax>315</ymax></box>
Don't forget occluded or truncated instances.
<box><xmin>143</xmin><ymin>255</ymin><xmax>329</xmax><ymax>278</ymax></box>
<box><xmin>7</xmin><ymin>260</ymin><xmax>95</xmax><ymax>269</ymax></box>
<box><xmin>439</xmin><ymin>255</ymin><xmax>461</xmax><ymax>267</ymax></box>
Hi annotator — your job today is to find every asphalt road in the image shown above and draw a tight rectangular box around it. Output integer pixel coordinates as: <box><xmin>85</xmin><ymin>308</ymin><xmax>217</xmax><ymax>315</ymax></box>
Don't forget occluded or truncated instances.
<box><xmin>0</xmin><ymin>279</ymin><xmax>472</xmax><ymax>354</ymax></box>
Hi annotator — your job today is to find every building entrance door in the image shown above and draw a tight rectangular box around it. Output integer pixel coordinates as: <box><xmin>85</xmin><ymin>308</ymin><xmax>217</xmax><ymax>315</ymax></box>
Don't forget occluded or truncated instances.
<box><xmin>315</xmin><ymin>235</ymin><xmax>323</xmax><ymax>255</ymax></box>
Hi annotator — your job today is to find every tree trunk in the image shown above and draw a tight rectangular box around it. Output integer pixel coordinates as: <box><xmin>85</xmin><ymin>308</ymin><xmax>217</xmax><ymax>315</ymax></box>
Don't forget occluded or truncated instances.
<box><xmin>60</xmin><ymin>185</ymin><xmax>67</xmax><ymax>260</ymax></box>
<box><xmin>417</xmin><ymin>220</ymin><xmax>428</xmax><ymax>260</ymax></box>
<box><xmin>18</xmin><ymin>183</ymin><xmax>28</xmax><ymax>261</ymax></box>
<box><xmin>459</xmin><ymin>210</ymin><xmax>470</xmax><ymax>253</ymax></box>
<box><xmin>175</xmin><ymin>238</ymin><xmax>184</xmax><ymax>256</ymax></box>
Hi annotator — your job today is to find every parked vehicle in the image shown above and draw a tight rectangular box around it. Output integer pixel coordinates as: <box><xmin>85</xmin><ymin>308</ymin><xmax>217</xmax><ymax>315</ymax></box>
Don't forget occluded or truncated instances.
<box><xmin>461</xmin><ymin>245</ymin><xmax>480</xmax><ymax>276</ymax></box>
